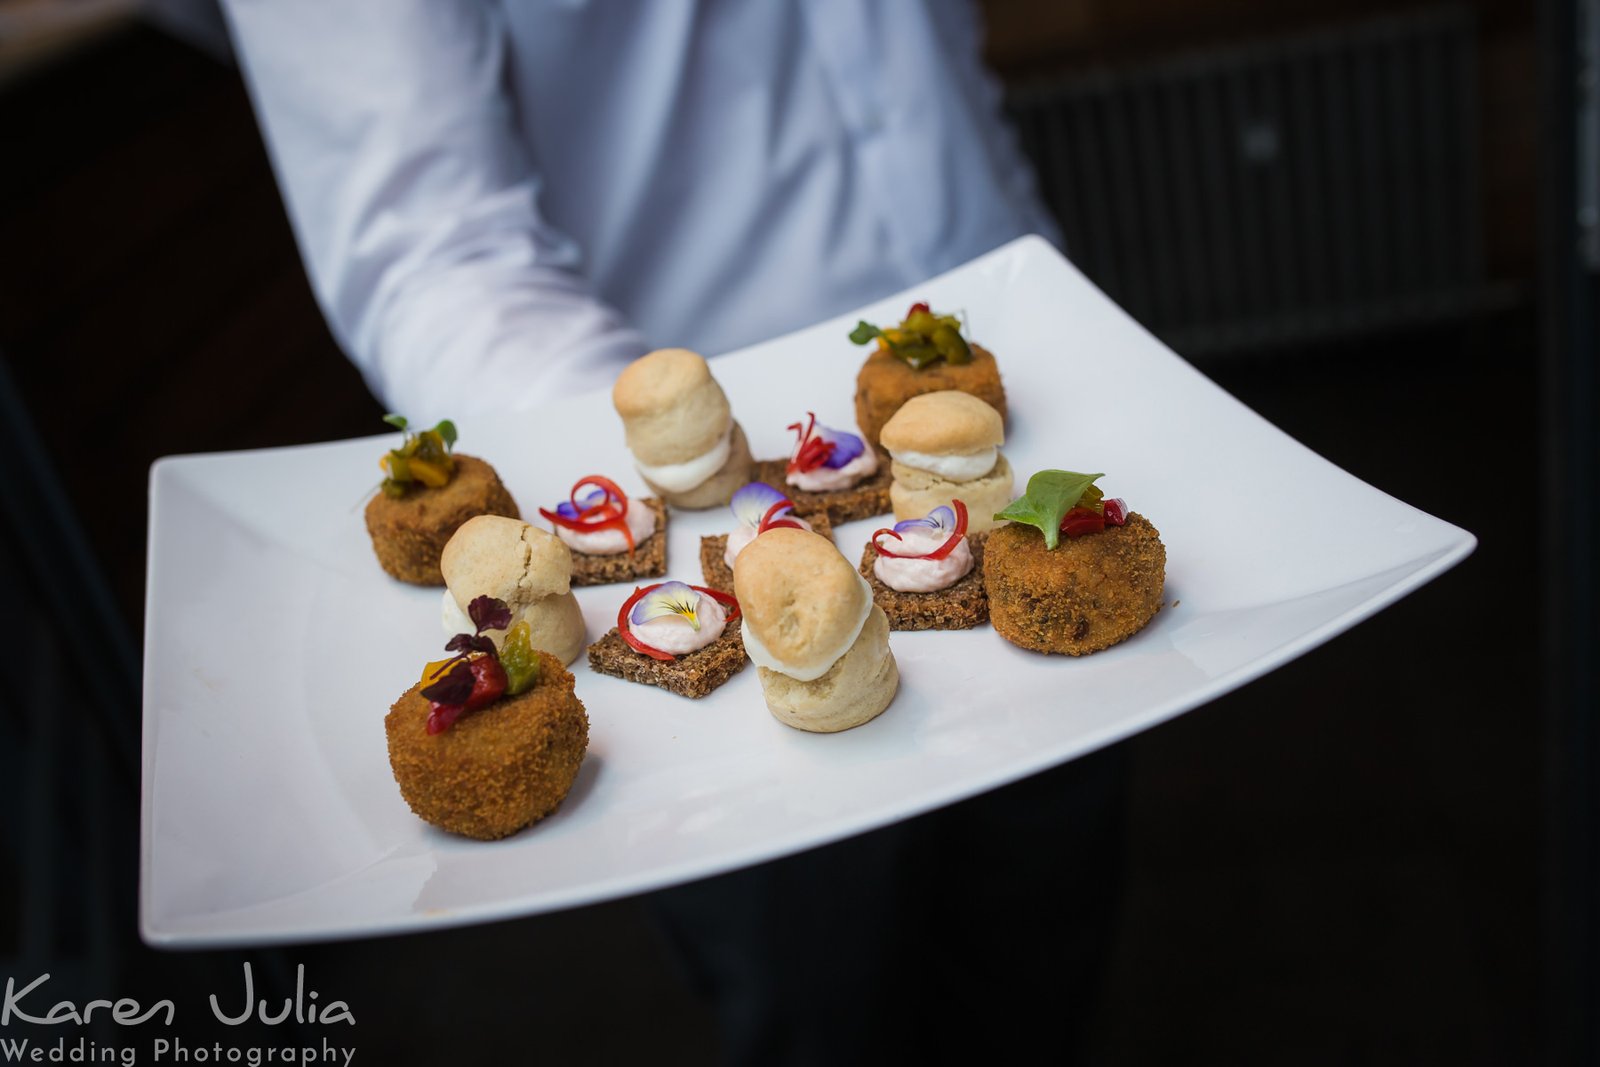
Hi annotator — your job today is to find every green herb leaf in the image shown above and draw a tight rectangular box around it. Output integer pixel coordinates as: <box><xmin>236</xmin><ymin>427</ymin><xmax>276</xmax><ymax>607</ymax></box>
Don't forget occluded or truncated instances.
<box><xmin>994</xmin><ymin>470</ymin><xmax>1105</xmax><ymax>550</ymax></box>
<box><xmin>433</xmin><ymin>419</ymin><xmax>458</xmax><ymax>449</ymax></box>
<box><xmin>382</xmin><ymin>413</ymin><xmax>409</xmax><ymax>432</ymax></box>
<box><xmin>848</xmin><ymin>321</ymin><xmax>883</xmax><ymax>346</ymax></box>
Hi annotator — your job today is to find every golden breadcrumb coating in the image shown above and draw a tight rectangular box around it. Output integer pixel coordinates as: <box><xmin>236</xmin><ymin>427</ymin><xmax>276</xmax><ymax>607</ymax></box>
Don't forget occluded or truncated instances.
<box><xmin>982</xmin><ymin>513</ymin><xmax>1165</xmax><ymax>655</ymax></box>
<box><xmin>854</xmin><ymin>343</ymin><xmax>1007</xmax><ymax>447</ymax></box>
<box><xmin>385</xmin><ymin>650</ymin><xmax>588</xmax><ymax>840</ymax></box>
<box><xmin>364</xmin><ymin>454</ymin><xmax>519</xmax><ymax>586</ymax></box>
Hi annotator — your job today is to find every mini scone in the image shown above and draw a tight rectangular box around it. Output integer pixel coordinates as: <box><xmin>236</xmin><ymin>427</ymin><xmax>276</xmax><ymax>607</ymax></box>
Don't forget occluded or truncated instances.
<box><xmin>364</xmin><ymin>415</ymin><xmax>519</xmax><ymax>585</ymax></box>
<box><xmin>587</xmin><ymin>580</ymin><xmax>747</xmax><ymax>698</ymax></box>
<box><xmin>613</xmin><ymin>348</ymin><xmax>755</xmax><ymax>509</ymax></box>
<box><xmin>699</xmin><ymin>482</ymin><xmax>833</xmax><ymax>593</ymax></box>
<box><xmin>439</xmin><ymin>515</ymin><xmax>587</xmax><ymax>665</ymax></box>
<box><xmin>753</xmin><ymin>412</ymin><xmax>892</xmax><ymax>524</ymax></box>
<box><xmin>850</xmin><ymin>301</ymin><xmax>1007</xmax><ymax>446</ymax></box>
<box><xmin>387</xmin><ymin>596</ymin><xmax>588</xmax><ymax>840</ymax></box>
<box><xmin>859</xmin><ymin>501</ymin><xmax>990</xmax><ymax>631</ymax></box>
<box><xmin>537</xmin><ymin>475</ymin><xmax>667</xmax><ymax>586</ymax></box>
<box><xmin>880</xmin><ymin>390</ymin><xmax>1014</xmax><ymax>534</ymax></box>
<box><xmin>983</xmin><ymin>470</ymin><xmax>1165</xmax><ymax>655</ymax></box>
<box><xmin>734</xmin><ymin>528</ymin><xmax>898</xmax><ymax>733</ymax></box>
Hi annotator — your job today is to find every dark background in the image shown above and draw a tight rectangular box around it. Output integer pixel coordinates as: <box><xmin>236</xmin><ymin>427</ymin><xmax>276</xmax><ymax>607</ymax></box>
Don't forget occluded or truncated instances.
<box><xmin>0</xmin><ymin>0</ymin><xmax>1592</xmax><ymax>1063</ymax></box>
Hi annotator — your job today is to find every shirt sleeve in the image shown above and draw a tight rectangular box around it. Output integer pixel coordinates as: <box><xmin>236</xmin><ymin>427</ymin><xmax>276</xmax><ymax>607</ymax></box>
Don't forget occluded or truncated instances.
<box><xmin>220</xmin><ymin>0</ymin><xmax>648</xmax><ymax>422</ymax></box>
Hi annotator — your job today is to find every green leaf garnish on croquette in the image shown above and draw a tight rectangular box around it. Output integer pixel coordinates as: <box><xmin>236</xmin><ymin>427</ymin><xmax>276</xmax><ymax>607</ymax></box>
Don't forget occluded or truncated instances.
<box><xmin>994</xmin><ymin>470</ymin><xmax>1105</xmax><ymax>550</ymax></box>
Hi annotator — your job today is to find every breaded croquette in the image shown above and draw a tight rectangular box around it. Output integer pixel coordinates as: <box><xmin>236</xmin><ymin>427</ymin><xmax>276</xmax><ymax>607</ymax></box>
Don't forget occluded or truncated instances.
<box><xmin>365</xmin><ymin>454</ymin><xmax>519</xmax><ymax>586</ymax></box>
<box><xmin>854</xmin><ymin>343</ymin><xmax>1007</xmax><ymax>447</ymax></box>
<box><xmin>385</xmin><ymin>649</ymin><xmax>588</xmax><ymax>840</ymax></box>
<box><xmin>983</xmin><ymin>513</ymin><xmax>1165</xmax><ymax>654</ymax></box>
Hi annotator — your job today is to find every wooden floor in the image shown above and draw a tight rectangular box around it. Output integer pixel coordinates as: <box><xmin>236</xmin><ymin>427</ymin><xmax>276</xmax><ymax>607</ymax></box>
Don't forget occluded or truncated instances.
<box><xmin>0</xmin><ymin>23</ymin><xmax>1542</xmax><ymax>1064</ymax></box>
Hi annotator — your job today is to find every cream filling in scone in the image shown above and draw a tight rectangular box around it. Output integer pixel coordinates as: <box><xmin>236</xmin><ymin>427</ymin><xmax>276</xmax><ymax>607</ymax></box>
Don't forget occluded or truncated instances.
<box><xmin>553</xmin><ymin>497</ymin><xmax>658</xmax><ymax>555</ymax></box>
<box><xmin>634</xmin><ymin>421</ymin><xmax>734</xmax><ymax>493</ymax></box>
<box><xmin>440</xmin><ymin>588</ymin><xmax>473</xmax><ymax>635</ymax></box>
<box><xmin>758</xmin><ymin>605</ymin><xmax>897</xmax><ymax>733</ymax></box>
<box><xmin>741</xmin><ymin>571</ymin><xmax>874</xmax><ymax>682</ymax></box>
<box><xmin>888</xmin><ymin>447</ymin><xmax>996</xmax><ymax>482</ymax></box>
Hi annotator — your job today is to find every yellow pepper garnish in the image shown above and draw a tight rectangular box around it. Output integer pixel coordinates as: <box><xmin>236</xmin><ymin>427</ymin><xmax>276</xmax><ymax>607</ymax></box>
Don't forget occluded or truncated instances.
<box><xmin>379</xmin><ymin>415</ymin><xmax>458</xmax><ymax>498</ymax></box>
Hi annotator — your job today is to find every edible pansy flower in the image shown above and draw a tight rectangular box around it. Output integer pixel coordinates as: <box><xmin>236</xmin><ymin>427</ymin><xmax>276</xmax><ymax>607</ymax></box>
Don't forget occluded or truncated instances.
<box><xmin>629</xmin><ymin>581</ymin><xmax>705</xmax><ymax>632</ymax></box>
<box><xmin>731</xmin><ymin>482</ymin><xmax>805</xmax><ymax>532</ymax></box>
<box><xmin>787</xmin><ymin>412</ymin><xmax>867</xmax><ymax>474</ymax></box>
<box><xmin>872</xmin><ymin>500</ymin><xmax>969</xmax><ymax>561</ymax></box>
<box><xmin>618</xmin><ymin>581</ymin><xmax>742</xmax><ymax>661</ymax></box>
<box><xmin>893</xmin><ymin>505</ymin><xmax>960</xmax><ymax>538</ymax></box>
<box><xmin>554</xmin><ymin>487</ymin><xmax>618</xmax><ymax>521</ymax></box>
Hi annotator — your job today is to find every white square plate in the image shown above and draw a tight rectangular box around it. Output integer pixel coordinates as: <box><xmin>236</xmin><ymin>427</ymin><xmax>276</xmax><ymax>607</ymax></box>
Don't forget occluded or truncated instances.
<box><xmin>140</xmin><ymin>236</ymin><xmax>1474</xmax><ymax>946</ymax></box>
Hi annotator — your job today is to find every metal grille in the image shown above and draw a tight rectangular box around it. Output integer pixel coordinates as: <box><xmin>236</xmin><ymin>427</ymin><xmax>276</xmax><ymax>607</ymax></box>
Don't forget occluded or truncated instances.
<box><xmin>1008</xmin><ymin>7</ymin><xmax>1486</xmax><ymax>355</ymax></box>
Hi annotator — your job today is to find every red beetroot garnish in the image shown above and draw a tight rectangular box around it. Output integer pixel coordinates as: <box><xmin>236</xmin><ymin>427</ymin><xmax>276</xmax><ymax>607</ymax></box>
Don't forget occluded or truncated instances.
<box><xmin>1059</xmin><ymin>506</ymin><xmax>1106</xmax><ymax>539</ymax></box>
<box><xmin>785</xmin><ymin>412</ymin><xmax>836</xmax><ymax>475</ymax></box>
<box><xmin>907</xmin><ymin>301</ymin><xmax>931</xmax><ymax>317</ymax></box>
<box><xmin>539</xmin><ymin>474</ymin><xmax>636</xmax><ymax>555</ymax></box>
<box><xmin>426</xmin><ymin>655</ymin><xmax>508</xmax><ymax>735</ymax></box>
<box><xmin>871</xmin><ymin>499</ymin><xmax>969</xmax><ymax>561</ymax></box>
<box><xmin>422</xmin><ymin>594</ymin><xmax>514</xmax><ymax>734</ymax></box>
<box><xmin>618</xmin><ymin>583</ymin><xmax>741</xmax><ymax>662</ymax></box>
<box><xmin>1102</xmin><ymin>498</ymin><xmax>1127</xmax><ymax>526</ymax></box>
<box><xmin>757</xmin><ymin>499</ymin><xmax>805</xmax><ymax>533</ymax></box>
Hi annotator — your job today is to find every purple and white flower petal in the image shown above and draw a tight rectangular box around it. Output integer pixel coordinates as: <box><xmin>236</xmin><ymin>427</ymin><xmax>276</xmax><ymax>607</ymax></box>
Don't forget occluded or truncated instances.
<box><xmin>555</xmin><ymin>487</ymin><xmax>616</xmax><ymax>520</ymax></box>
<box><xmin>730</xmin><ymin>482</ymin><xmax>792</xmax><ymax>528</ymax></box>
<box><xmin>811</xmin><ymin>421</ymin><xmax>866</xmax><ymax>469</ymax></box>
<box><xmin>629</xmin><ymin>581</ymin><xmax>703</xmax><ymax>631</ymax></box>
<box><xmin>893</xmin><ymin>505</ymin><xmax>957</xmax><ymax>536</ymax></box>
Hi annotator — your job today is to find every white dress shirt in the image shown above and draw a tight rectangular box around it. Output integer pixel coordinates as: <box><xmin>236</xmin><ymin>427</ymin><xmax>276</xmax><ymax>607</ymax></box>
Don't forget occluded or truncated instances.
<box><xmin>222</xmin><ymin>0</ymin><xmax>1059</xmax><ymax>421</ymax></box>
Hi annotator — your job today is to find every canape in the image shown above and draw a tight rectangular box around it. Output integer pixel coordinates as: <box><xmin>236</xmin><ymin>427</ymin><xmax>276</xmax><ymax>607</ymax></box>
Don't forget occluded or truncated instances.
<box><xmin>613</xmin><ymin>348</ymin><xmax>755</xmax><ymax>509</ymax></box>
<box><xmin>439</xmin><ymin>515</ymin><xmax>587</xmax><ymax>665</ymax></box>
<box><xmin>858</xmin><ymin>501</ymin><xmax>990</xmax><ymax>631</ymax></box>
<box><xmin>753</xmin><ymin>412</ymin><xmax>891</xmax><ymax>524</ymax></box>
<box><xmin>734</xmin><ymin>528</ymin><xmax>897</xmax><ymax>733</ymax></box>
<box><xmin>364</xmin><ymin>415</ymin><xmax>519</xmax><ymax>585</ymax></box>
<box><xmin>386</xmin><ymin>596</ymin><xmax>588</xmax><ymax>840</ymax></box>
<box><xmin>699</xmin><ymin>482</ymin><xmax>833</xmax><ymax>593</ymax></box>
<box><xmin>850</xmin><ymin>302</ymin><xmax>1007</xmax><ymax>447</ymax></box>
<box><xmin>879</xmin><ymin>390</ymin><xmax>1014</xmax><ymax>534</ymax></box>
<box><xmin>983</xmin><ymin>470</ymin><xmax>1165</xmax><ymax>655</ymax></box>
<box><xmin>538</xmin><ymin>475</ymin><xmax>667</xmax><ymax>586</ymax></box>
<box><xmin>586</xmin><ymin>581</ymin><xmax>747</xmax><ymax>698</ymax></box>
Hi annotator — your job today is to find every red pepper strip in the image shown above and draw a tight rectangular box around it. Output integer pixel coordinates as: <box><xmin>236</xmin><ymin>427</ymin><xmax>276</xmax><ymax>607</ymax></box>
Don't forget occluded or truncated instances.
<box><xmin>426</xmin><ymin>655</ymin><xmax>509</xmax><ymax>735</ymax></box>
<box><xmin>1102</xmin><ymin>498</ymin><xmax>1128</xmax><ymax>526</ymax></box>
<box><xmin>537</xmin><ymin>474</ymin><xmax>636</xmax><ymax>554</ymax></box>
<box><xmin>571</xmin><ymin>474</ymin><xmax>628</xmax><ymax>515</ymax></box>
<box><xmin>618</xmin><ymin>584</ymin><xmax>676</xmax><ymax>661</ymax></box>
<box><xmin>871</xmin><ymin>499</ymin><xmax>969</xmax><ymax>561</ymax></box>
<box><xmin>618</xmin><ymin>583</ymin><xmax>741</xmax><ymax>661</ymax></box>
<box><xmin>907</xmin><ymin>301</ymin><xmax>930</xmax><ymax>317</ymax></box>
<box><xmin>539</xmin><ymin>505</ymin><xmax>637</xmax><ymax>554</ymax></box>
<box><xmin>757</xmin><ymin>499</ymin><xmax>804</xmax><ymax>533</ymax></box>
<box><xmin>696</xmin><ymin>585</ymin><xmax>741</xmax><ymax>621</ymax></box>
<box><xmin>1059</xmin><ymin>506</ymin><xmax>1106</xmax><ymax>539</ymax></box>
<box><xmin>785</xmin><ymin>412</ymin><xmax>836</xmax><ymax>474</ymax></box>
